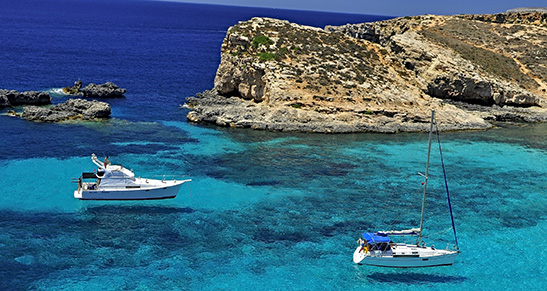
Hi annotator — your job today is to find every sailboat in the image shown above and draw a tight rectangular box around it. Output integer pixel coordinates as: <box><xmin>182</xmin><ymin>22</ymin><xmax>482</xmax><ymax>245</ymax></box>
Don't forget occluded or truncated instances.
<box><xmin>352</xmin><ymin>111</ymin><xmax>460</xmax><ymax>267</ymax></box>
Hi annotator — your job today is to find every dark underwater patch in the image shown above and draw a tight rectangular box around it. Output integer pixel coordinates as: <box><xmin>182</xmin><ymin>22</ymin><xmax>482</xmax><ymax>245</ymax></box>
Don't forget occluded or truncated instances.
<box><xmin>0</xmin><ymin>206</ymin><xmax>201</xmax><ymax>289</ymax></box>
<box><xmin>320</xmin><ymin>220</ymin><xmax>366</xmax><ymax>237</ymax></box>
<box><xmin>252</xmin><ymin>227</ymin><xmax>311</xmax><ymax>244</ymax></box>
<box><xmin>246</xmin><ymin>180</ymin><xmax>281</xmax><ymax>186</ymax></box>
<box><xmin>0</xmin><ymin>119</ymin><xmax>197</xmax><ymax>161</ymax></box>
<box><xmin>84</xmin><ymin>205</ymin><xmax>196</xmax><ymax>215</ymax></box>
<box><xmin>366</xmin><ymin>272</ymin><xmax>467</xmax><ymax>284</ymax></box>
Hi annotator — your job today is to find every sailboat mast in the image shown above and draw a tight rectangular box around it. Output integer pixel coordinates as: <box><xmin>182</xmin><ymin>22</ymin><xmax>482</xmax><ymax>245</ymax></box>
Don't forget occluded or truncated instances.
<box><xmin>417</xmin><ymin>110</ymin><xmax>435</xmax><ymax>246</ymax></box>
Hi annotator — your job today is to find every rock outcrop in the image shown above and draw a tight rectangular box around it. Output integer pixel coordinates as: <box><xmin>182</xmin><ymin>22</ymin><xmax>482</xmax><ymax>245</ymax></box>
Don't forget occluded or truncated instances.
<box><xmin>186</xmin><ymin>90</ymin><xmax>490</xmax><ymax>132</ymax></box>
<box><xmin>0</xmin><ymin>89</ymin><xmax>51</xmax><ymax>108</ymax></box>
<box><xmin>21</xmin><ymin>99</ymin><xmax>111</xmax><ymax>122</ymax></box>
<box><xmin>62</xmin><ymin>79</ymin><xmax>83</xmax><ymax>95</ymax></box>
<box><xmin>507</xmin><ymin>7</ymin><xmax>547</xmax><ymax>13</ymax></box>
<box><xmin>186</xmin><ymin>13</ymin><xmax>547</xmax><ymax>133</ymax></box>
<box><xmin>63</xmin><ymin>80</ymin><xmax>126</xmax><ymax>98</ymax></box>
<box><xmin>81</xmin><ymin>82</ymin><xmax>126</xmax><ymax>98</ymax></box>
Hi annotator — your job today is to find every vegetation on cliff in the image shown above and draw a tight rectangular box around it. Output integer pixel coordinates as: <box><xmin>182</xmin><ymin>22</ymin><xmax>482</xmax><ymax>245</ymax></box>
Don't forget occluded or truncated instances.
<box><xmin>187</xmin><ymin>12</ymin><xmax>547</xmax><ymax>133</ymax></box>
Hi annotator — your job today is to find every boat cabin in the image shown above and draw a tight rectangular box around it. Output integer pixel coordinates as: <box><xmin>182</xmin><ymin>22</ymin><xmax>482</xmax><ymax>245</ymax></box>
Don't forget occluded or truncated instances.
<box><xmin>77</xmin><ymin>163</ymin><xmax>138</xmax><ymax>191</ymax></box>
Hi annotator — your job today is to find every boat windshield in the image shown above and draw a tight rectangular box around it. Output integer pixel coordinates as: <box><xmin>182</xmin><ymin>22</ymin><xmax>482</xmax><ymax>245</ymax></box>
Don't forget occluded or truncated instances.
<box><xmin>370</xmin><ymin>242</ymin><xmax>391</xmax><ymax>251</ymax></box>
<box><xmin>82</xmin><ymin>172</ymin><xmax>97</xmax><ymax>179</ymax></box>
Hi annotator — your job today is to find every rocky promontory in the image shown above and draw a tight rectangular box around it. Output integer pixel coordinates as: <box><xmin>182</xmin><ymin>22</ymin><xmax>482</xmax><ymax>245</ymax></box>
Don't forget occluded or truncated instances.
<box><xmin>0</xmin><ymin>89</ymin><xmax>51</xmax><ymax>108</ymax></box>
<box><xmin>186</xmin><ymin>12</ymin><xmax>547</xmax><ymax>132</ymax></box>
<box><xmin>63</xmin><ymin>80</ymin><xmax>126</xmax><ymax>98</ymax></box>
<box><xmin>21</xmin><ymin>99</ymin><xmax>111</xmax><ymax>122</ymax></box>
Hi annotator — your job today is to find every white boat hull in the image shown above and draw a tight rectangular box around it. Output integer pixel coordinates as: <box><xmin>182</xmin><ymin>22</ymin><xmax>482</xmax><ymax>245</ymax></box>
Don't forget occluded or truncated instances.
<box><xmin>353</xmin><ymin>244</ymin><xmax>458</xmax><ymax>268</ymax></box>
<box><xmin>74</xmin><ymin>179</ymin><xmax>189</xmax><ymax>200</ymax></box>
<box><xmin>353</xmin><ymin>246</ymin><xmax>368</xmax><ymax>264</ymax></box>
<box><xmin>352</xmin><ymin>112</ymin><xmax>460</xmax><ymax>268</ymax></box>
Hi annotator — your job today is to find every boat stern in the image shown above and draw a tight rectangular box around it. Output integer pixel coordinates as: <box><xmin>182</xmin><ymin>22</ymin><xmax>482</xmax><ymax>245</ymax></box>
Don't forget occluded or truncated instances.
<box><xmin>353</xmin><ymin>245</ymin><xmax>368</xmax><ymax>264</ymax></box>
<box><xmin>74</xmin><ymin>189</ymin><xmax>82</xmax><ymax>199</ymax></box>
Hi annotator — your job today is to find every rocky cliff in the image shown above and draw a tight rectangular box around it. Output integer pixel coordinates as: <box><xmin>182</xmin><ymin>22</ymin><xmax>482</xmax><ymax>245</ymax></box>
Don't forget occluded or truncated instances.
<box><xmin>186</xmin><ymin>12</ymin><xmax>547</xmax><ymax>132</ymax></box>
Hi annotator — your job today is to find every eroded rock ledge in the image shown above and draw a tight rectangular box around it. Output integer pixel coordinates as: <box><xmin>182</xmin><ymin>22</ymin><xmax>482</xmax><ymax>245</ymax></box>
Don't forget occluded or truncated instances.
<box><xmin>187</xmin><ymin>90</ymin><xmax>492</xmax><ymax>133</ymax></box>
<box><xmin>21</xmin><ymin>99</ymin><xmax>111</xmax><ymax>122</ymax></box>
<box><xmin>63</xmin><ymin>80</ymin><xmax>126</xmax><ymax>98</ymax></box>
<box><xmin>0</xmin><ymin>90</ymin><xmax>51</xmax><ymax>108</ymax></box>
<box><xmin>186</xmin><ymin>13</ymin><xmax>547</xmax><ymax>133</ymax></box>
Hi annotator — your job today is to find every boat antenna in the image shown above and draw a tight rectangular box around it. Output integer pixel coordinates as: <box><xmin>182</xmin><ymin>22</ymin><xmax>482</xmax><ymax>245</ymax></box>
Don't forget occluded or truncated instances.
<box><xmin>435</xmin><ymin>123</ymin><xmax>459</xmax><ymax>250</ymax></box>
<box><xmin>417</xmin><ymin>110</ymin><xmax>435</xmax><ymax>246</ymax></box>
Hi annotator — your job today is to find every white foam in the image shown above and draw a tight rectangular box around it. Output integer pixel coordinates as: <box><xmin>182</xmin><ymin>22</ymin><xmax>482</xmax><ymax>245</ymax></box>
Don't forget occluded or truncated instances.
<box><xmin>47</xmin><ymin>88</ymin><xmax>69</xmax><ymax>96</ymax></box>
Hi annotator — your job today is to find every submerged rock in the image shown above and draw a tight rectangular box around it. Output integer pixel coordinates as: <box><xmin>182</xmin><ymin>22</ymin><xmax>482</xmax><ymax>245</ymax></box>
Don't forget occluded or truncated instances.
<box><xmin>22</xmin><ymin>98</ymin><xmax>111</xmax><ymax>122</ymax></box>
<box><xmin>15</xmin><ymin>255</ymin><xmax>35</xmax><ymax>266</ymax></box>
<box><xmin>0</xmin><ymin>89</ymin><xmax>51</xmax><ymax>108</ymax></box>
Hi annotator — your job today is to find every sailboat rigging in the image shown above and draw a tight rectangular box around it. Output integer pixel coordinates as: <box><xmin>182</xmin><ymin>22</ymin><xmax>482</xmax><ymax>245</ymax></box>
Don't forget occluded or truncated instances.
<box><xmin>352</xmin><ymin>110</ymin><xmax>460</xmax><ymax>268</ymax></box>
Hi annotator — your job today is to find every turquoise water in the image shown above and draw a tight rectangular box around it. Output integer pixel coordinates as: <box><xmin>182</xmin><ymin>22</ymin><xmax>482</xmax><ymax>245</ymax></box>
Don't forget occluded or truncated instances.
<box><xmin>1</xmin><ymin>120</ymin><xmax>546</xmax><ymax>290</ymax></box>
<box><xmin>1</xmin><ymin>0</ymin><xmax>546</xmax><ymax>289</ymax></box>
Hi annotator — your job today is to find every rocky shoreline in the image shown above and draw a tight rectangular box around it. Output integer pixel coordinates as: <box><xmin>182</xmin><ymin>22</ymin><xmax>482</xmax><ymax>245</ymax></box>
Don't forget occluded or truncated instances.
<box><xmin>186</xmin><ymin>12</ymin><xmax>547</xmax><ymax>133</ymax></box>
<box><xmin>0</xmin><ymin>90</ymin><xmax>51</xmax><ymax>108</ymax></box>
<box><xmin>187</xmin><ymin>90</ymin><xmax>495</xmax><ymax>133</ymax></box>
<box><xmin>2</xmin><ymin>81</ymin><xmax>122</xmax><ymax>122</ymax></box>
<box><xmin>20</xmin><ymin>99</ymin><xmax>111</xmax><ymax>122</ymax></box>
<box><xmin>63</xmin><ymin>80</ymin><xmax>126</xmax><ymax>98</ymax></box>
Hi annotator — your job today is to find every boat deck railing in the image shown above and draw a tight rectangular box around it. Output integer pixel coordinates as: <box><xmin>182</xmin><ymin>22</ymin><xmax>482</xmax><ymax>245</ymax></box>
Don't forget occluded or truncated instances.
<box><xmin>150</xmin><ymin>175</ymin><xmax>192</xmax><ymax>183</ymax></box>
<box><xmin>71</xmin><ymin>175</ymin><xmax>191</xmax><ymax>191</ymax></box>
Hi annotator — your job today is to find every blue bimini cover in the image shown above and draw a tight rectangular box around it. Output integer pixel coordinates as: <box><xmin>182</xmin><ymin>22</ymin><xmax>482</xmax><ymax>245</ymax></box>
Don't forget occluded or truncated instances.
<box><xmin>361</xmin><ymin>232</ymin><xmax>391</xmax><ymax>244</ymax></box>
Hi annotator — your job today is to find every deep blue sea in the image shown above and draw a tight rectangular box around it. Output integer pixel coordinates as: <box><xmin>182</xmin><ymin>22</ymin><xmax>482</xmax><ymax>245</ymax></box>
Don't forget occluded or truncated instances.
<box><xmin>1</xmin><ymin>0</ymin><xmax>546</xmax><ymax>290</ymax></box>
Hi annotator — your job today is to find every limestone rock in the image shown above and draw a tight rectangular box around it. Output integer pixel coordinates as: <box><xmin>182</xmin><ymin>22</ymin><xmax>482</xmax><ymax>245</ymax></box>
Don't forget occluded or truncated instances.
<box><xmin>62</xmin><ymin>80</ymin><xmax>126</xmax><ymax>98</ymax></box>
<box><xmin>0</xmin><ymin>89</ymin><xmax>51</xmax><ymax>108</ymax></box>
<box><xmin>81</xmin><ymin>82</ymin><xmax>126</xmax><ymax>98</ymax></box>
<box><xmin>506</xmin><ymin>7</ymin><xmax>547</xmax><ymax>13</ymax></box>
<box><xmin>62</xmin><ymin>79</ymin><xmax>83</xmax><ymax>95</ymax></box>
<box><xmin>186</xmin><ymin>90</ymin><xmax>491</xmax><ymax>133</ymax></box>
<box><xmin>187</xmin><ymin>13</ymin><xmax>547</xmax><ymax>133</ymax></box>
<box><xmin>22</xmin><ymin>98</ymin><xmax>111</xmax><ymax>122</ymax></box>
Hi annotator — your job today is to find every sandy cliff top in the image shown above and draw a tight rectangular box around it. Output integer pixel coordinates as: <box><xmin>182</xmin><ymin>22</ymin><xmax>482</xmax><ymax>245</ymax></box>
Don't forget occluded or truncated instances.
<box><xmin>186</xmin><ymin>13</ymin><xmax>547</xmax><ymax>133</ymax></box>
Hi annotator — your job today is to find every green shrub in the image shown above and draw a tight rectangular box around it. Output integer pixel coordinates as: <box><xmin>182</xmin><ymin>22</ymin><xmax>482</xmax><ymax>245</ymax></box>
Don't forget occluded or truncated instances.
<box><xmin>252</xmin><ymin>35</ymin><xmax>273</xmax><ymax>48</ymax></box>
<box><xmin>259</xmin><ymin>52</ymin><xmax>277</xmax><ymax>61</ymax></box>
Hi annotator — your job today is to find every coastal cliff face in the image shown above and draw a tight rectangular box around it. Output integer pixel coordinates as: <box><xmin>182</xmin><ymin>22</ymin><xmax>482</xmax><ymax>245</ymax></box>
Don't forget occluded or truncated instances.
<box><xmin>187</xmin><ymin>13</ymin><xmax>547</xmax><ymax>132</ymax></box>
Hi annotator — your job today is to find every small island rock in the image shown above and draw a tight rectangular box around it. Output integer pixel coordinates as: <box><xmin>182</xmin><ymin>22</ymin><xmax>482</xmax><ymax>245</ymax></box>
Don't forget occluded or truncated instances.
<box><xmin>62</xmin><ymin>79</ymin><xmax>83</xmax><ymax>95</ymax></box>
<box><xmin>81</xmin><ymin>82</ymin><xmax>126</xmax><ymax>98</ymax></box>
<box><xmin>22</xmin><ymin>98</ymin><xmax>111</xmax><ymax>122</ymax></box>
<box><xmin>0</xmin><ymin>89</ymin><xmax>51</xmax><ymax>108</ymax></box>
<box><xmin>62</xmin><ymin>80</ymin><xmax>126</xmax><ymax>98</ymax></box>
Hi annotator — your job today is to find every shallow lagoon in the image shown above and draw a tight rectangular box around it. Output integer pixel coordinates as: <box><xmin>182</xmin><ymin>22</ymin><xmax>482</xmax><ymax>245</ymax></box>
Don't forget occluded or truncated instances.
<box><xmin>1</xmin><ymin>0</ymin><xmax>546</xmax><ymax>289</ymax></box>
<box><xmin>1</xmin><ymin>120</ymin><xmax>546</xmax><ymax>290</ymax></box>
